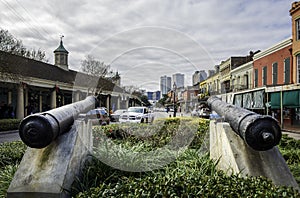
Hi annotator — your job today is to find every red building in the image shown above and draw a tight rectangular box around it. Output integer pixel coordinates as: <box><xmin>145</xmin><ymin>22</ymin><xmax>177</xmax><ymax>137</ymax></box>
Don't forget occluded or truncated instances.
<box><xmin>253</xmin><ymin>39</ymin><xmax>292</xmax><ymax>88</ymax></box>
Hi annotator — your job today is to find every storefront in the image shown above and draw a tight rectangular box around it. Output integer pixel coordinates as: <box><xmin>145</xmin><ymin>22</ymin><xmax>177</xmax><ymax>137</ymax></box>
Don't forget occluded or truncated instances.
<box><xmin>270</xmin><ymin>89</ymin><xmax>300</xmax><ymax>129</ymax></box>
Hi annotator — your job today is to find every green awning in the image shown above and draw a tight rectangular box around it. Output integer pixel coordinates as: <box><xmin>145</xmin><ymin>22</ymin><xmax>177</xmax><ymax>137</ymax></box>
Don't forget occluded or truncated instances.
<box><xmin>270</xmin><ymin>92</ymin><xmax>280</xmax><ymax>109</ymax></box>
<box><xmin>283</xmin><ymin>90</ymin><xmax>300</xmax><ymax>108</ymax></box>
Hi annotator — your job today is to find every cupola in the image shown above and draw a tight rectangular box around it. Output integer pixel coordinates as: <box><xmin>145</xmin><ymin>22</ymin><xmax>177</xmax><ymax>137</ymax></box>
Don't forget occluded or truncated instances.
<box><xmin>54</xmin><ymin>35</ymin><xmax>69</xmax><ymax>70</ymax></box>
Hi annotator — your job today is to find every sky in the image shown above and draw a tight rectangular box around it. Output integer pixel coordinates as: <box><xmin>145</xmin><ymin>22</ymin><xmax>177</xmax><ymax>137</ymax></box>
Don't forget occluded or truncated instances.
<box><xmin>0</xmin><ymin>0</ymin><xmax>295</xmax><ymax>92</ymax></box>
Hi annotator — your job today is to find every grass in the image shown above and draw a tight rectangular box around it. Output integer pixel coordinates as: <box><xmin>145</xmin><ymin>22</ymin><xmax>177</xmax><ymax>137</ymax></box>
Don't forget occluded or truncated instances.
<box><xmin>0</xmin><ymin>118</ymin><xmax>299</xmax><ymax>197</ymax></box>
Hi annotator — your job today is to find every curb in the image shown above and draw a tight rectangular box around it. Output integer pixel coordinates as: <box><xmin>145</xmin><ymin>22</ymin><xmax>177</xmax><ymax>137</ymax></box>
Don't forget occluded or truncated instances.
<box><xmin>0</xmin><ymin>130</ymin><xmax>18</xmax><ymax>135</ymax></box>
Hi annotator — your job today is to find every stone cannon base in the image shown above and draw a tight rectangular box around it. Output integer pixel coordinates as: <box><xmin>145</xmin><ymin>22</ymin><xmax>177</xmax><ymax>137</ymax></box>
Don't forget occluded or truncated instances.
<box><xmin>7</xmin><ymin>120</ymin><xmax>92</xmax><ymax>198</ymax></box>
<box><xmin>209</xmin><ymin>120</ymin><xmax>299</xmax><ymax>190</ymax></box>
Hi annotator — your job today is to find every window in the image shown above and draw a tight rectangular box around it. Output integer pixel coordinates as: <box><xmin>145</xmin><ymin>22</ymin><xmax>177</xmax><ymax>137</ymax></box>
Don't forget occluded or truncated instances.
<box><xmin>284</xmin><ymin>58</ymin><xmax>290</xmax><ymax>84</ymax></box>
<box><xmin>298</xmin><ymin>55</ymin><xmax>300</xmax><ymax>83</ymax></box>
<box><xmin>297</xmin><ymin>19</ymin><xmax>300</xmax><ymax>40</ymax></box>
<box><xmin>262</xmin><ymin>66</ymin><xmax>267</xmax><ymax>86</ymax></box>
<box><xmin>272</xmin><ymin>62</ymin><xmax>278</xmax><ymax>85</ymax></box>
<box><xmin>254</xmin><ymin>69</ymin><xmax>258</xmax><ymax>88</ymax></box>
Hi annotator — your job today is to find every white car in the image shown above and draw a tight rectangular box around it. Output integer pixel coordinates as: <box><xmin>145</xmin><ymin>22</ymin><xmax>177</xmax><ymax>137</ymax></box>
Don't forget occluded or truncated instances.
<box><xmin>119</xmin><ymin>107</ymin><xmax>154</xmax><ymax>123</ymax></box>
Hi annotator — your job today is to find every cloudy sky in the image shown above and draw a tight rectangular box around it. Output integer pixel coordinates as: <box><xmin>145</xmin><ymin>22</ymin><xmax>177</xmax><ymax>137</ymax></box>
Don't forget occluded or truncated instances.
<box><xmin>0</xmin><ymin>0</ymin><xmax>295</xmax><ymax>91</ymax></box>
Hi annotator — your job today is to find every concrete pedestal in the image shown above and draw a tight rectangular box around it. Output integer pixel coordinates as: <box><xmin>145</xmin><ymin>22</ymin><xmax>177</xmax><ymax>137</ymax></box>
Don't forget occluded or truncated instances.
<box><xmin>209</xmin><ymin>121</ymin><xmax>299</xmax><ymax>190</ymax></box>
<box><xmin>7</xmin><ymin>120</ymin><xmax>92</xmax><ymax>198</ymax></box>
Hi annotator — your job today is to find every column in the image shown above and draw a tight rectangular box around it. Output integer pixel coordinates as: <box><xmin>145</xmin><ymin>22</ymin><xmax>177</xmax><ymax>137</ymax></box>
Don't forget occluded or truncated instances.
<box><xmin>16</xmin><ymin>85</ymin><xmax>24</xmax><ymax>119</ymax></box>
<box><xmin>117</xmin><ymin>96</ymin><xmax>120</xmax><ymax>110</ymax></box>
<box><xmin>106</xmin><ymin>95</ymin><xmax>110</xmax><ymax>113</ymax></box>
<box><xmin>125</xmin><ymin>97</ymin><xmax>129</xmax><ymax>108</ymax></box>
<box><xmin>39</xmin><ymin>93</ymin><xmax>43</xmax><ymax>112</ymax></box>
<box><xmin>50</xmin><ymin>90</ymin><xmax>57</xmax><ymax>109</ymax></box>
<box><xmin>73</xmin><ymin>91</ymin><xmax>80</xmax><ymax>103</ymax></box>
<box><xmin>8</xmin><ymin>91</ymin><xmax>12</xmax><ymax>105</ymax></box>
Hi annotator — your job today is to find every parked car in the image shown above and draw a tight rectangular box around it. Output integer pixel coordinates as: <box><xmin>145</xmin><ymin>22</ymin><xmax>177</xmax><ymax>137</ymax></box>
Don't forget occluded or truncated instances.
<box><xmin>191</xmin><ymin>109</ymin><xmax>199</xmax><ymax>117</ymax></box>
<box><xmin>199</xmin><ymin>107</ymin><xmax>211</xmax><ymax>119</ymax></box>
<box><xmin>119</xmin><ymin>107</ymin><xmax>154</xmax><ymax>123</ymax></box>
<box><xmin>86</xmin><ymin>108</ymin><xmax>110</xmax><ymax>125</ymax></box>
<box><xmin>110</xmin><ymin>109</ymin><xmax>127</xmax><ymax>122</ymax></box>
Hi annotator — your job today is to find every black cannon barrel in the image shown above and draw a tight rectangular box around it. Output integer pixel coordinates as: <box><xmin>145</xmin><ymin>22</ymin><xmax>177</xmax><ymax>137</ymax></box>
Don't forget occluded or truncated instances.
<box><xmin>207</xmin><ymin>96</ymin><xmax>281</xmax><ymax>151</ymax></box>
<box><xmin>19</xmin><ymin>96</ymin><xmax>96</xmax><ymax>148</ymax></box>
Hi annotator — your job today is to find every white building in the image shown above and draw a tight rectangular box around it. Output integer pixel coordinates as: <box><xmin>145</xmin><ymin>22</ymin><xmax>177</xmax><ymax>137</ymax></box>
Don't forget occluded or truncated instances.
<box><xmin>160</xmin><ymin>75</ymin><xmax>171</xmax><ymax>96</ymax></box>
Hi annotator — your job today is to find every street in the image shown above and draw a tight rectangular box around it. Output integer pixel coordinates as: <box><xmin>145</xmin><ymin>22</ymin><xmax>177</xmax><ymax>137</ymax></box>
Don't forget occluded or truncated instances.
<box><xmin>0</xmin><ymin>130</ymin><xmax>20</xmax><ymax>143</ymax></box>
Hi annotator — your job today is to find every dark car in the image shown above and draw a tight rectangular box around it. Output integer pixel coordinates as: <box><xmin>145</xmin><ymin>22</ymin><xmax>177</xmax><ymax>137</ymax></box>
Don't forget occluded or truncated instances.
<box><xmin>110</xmin><ymin>109</ymin><xmax>127</xmax><ymax>122</ymax></box>
<box><xmin>86</xmin><ymin>108</ymin><xmax>110</xmax><ymax>125</ymax></box>
<box><xmin>199</xmin><ymin>107</ymin><xmax>211</xmax><ymax>119</ymax></box>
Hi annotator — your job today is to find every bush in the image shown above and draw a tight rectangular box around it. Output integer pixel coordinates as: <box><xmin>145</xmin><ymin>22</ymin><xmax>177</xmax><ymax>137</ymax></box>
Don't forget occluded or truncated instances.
<box><xmin>0</xmin><ymin>164</ymin><xmax>19</xmax><ymax>198</ymax></box>
<box><xmin>72</xmin><ymin>118</ymin><xmax>300</xmax><ymax>197</ymax></box>
<box><xmin>0</xmin><ymin>141</ymin><xmax>27</xmax><ymax>167</ymax></box>
<box><xmin>278</xmin><ymin>134</ymin><xmax>300</xmax><ymax>185</ymax></box>
<box><xmin>0</xmin><ymin>119</ymin><xmax>21</xmax><ymax>132</ymax></box>
<box><xmin>74</xmin><ymin>150</ymin><xmax>299</xmax><ymax>197</ymax></box>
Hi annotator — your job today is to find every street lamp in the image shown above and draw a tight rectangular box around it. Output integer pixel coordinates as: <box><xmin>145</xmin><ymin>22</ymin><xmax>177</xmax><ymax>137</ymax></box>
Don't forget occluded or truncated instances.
<box><xmin>173</xmin><ymin>82</ymin><xmax>177</xmax><ymax>117</ymax></box>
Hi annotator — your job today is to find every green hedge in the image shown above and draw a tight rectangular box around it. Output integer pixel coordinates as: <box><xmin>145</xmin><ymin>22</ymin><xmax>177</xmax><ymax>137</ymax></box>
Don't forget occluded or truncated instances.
<box><xmin>72</xmin><ymin>118</ymin><xmax>300</xmax><ymax>197</ymax></box>
<box><xmin>0</xmin><ymin>141</ymin><xmax>27</xmax><ymax>167</ymax></box>
<box><xmin>0</xmin><ymin>141</ymin><xmax>26</xmax><ymax>197</ymax></box>
<box><xmin>0</xmin><ymin>119</ymin><xmax>21</xmax><ymax>132</ymax></box>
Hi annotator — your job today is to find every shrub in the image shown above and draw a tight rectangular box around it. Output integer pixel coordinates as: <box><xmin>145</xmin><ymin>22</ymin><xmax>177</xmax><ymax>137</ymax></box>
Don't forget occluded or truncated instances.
<box><xmin>74</xmin><ymin>150</ymin><xmax>299</xmax><ymax>197</ymax></box>
<box><xmin>0</xmin><ymin>119</ymin><xmax>21</xmax><ymax>132</ymax></box>
<box><xmin>0</xmin><ymin>141</ymin><xmax>27</xmax><ymax>167</ymax></box>
<box><xmin>278</xmin><ymin>134</ymin><xmax>300</xmax><ymax>185</ymax></box>
<box><xmin>73</xmin><ymin>118</ymin><xmax>300</xmax><ymax>197</ymax></box>
<box><xmin>0</xmin><ymin>164</ymin><xmax>19</xmax><ymax>198</ymax></box>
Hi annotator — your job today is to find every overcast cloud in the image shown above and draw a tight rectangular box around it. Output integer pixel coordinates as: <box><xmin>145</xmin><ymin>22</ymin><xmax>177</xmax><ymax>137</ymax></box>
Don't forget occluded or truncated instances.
<box><xmin>0</xmin><ymin>0</ymin><xmax>294</xmax><ymax>91</ymax></box>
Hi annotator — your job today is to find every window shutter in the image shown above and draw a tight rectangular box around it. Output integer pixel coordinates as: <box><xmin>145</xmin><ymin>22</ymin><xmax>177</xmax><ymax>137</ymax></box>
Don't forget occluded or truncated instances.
<box><xmin>284</xmin><ymin>58</ymin><xmax>290</xmax><ymax>84</ymax></box>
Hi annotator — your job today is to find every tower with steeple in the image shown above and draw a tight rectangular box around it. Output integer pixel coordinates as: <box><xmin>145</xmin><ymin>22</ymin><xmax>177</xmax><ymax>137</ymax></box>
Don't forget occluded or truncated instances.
<box><xmin>54</xmin><ymin>35</ymin><xmax>69</xmax><ymax>70</ymax></box>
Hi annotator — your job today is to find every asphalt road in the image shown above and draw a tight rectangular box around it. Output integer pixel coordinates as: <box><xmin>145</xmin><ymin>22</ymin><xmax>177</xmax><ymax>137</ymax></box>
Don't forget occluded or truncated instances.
<box><xmin>0</xmin><ymin>130</ymin><xmax>21</xmax><ymax>143</ymax></box>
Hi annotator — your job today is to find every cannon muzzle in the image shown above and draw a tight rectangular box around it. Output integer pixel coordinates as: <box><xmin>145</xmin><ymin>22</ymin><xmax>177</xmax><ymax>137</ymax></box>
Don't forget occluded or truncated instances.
<box><xmin>207</xmin><ymin>96</ymin><xmax>281</xmax><ymax>151</ymax></box>
<box><xmin>19</xmin><ymin>96</ymin><xmax>96</xmax><ymax>148</ymax></box>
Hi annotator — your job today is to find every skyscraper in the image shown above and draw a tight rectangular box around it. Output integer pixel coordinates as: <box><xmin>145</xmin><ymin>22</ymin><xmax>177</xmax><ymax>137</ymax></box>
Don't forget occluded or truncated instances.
<box><xmin>160</xmin><ymin>75</ymin><xmax>171</xmax><ymax>96</ymax></box>
<box><xmin>172</xmin><ymin>73</ymin><xmax>184</xmax><ymax>88</ymax></box>
<box><xmin>193</xmin><ymin>70</ymin><xmax>207</xmax><ymax>85</ymax></box>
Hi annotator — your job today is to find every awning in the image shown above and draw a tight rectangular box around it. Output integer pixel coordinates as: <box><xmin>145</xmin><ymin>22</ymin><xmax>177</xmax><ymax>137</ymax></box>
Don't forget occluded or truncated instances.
<box><xmin>270</xmin><ymin>90</ymin><xmax>300</xmax><ymax>109</ymax></box>
<box><xmin>283</xmin><ymin>90</ymin><xmax>300</xmax><ymax>108</ymax></box>
<box><xmin>270</xmin><ymin>92</ymin><xmax>280</xmax><ymax>109</ymax></box>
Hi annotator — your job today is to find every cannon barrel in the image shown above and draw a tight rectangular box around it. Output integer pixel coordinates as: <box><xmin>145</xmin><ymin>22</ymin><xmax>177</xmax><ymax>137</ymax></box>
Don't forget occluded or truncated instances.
<box><xmin>207</xmin><ymin>96</ymin><xmax>281</xmax><ymax>151</ymax></box>
<box><xmin>19</xmin><ymin>96</ymin><xmax>96</xmax><ymax>148</ymax></box>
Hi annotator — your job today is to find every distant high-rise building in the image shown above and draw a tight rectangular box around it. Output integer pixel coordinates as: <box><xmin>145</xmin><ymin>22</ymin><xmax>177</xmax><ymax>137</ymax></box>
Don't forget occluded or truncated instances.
<box><xmin>172</xmin><ymin>73</ymin><xmax>184</xmax><ymax>88</ymax></box>
<box><xmin>208</xmin><ymin>70</ymin><xmax>215</xmax><ymax>77</ymax></box>
<box><xmin>147</xmin><ymin>91</ymin><xmax>161</xmax><ymax>101</ymax></box>
<box><xmin>160</xmin><ymin>75</ymin><xmax>171</xmax><ymax>96</ymax></box>
<box><xmin>192</xmin><ymin>70</ymin><xmax>207</xmax><ymax>86</ymax></box>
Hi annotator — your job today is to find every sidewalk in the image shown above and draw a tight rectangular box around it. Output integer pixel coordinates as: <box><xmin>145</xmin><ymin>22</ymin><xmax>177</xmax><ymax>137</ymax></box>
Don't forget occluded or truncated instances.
<box><xmin>282</xmin><ymin>130</ymin><xmax>300</xmax><ymax>140</ymax></box>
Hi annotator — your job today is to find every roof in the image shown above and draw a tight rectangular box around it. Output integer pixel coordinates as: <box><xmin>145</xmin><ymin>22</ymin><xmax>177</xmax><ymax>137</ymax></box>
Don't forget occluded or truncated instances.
<box><xmin>0</xmin><ymin>50</ymin><xmax>123</xmax><ymax>92</ymax></box>
<box><xmin>53</xmin><ymin>40</ymin><xmax>69</xmax><ymax>54</ymax></box>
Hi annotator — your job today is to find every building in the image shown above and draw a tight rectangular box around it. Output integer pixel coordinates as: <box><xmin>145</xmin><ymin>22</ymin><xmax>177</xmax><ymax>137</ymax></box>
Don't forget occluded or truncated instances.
<box><xmin>253</xmin><ymin>39</ymin><xmax>292</xmax><ymax>88</ymax></box>
<box><xmin>160</xmin><ymin>75</ymin><xmax>171</xmax><ymax>96</ymax></box>
<box><xmin>172</xmin><ymin>73</ymin><xmax>184</xmax><ymax>88</ymax></box>
<box><xmin>192</xmin><ymin>70</ymin><xmax>207</xmax><ymax>86</ymax></box>
<box><xmin>0</xmin><ymin>39</ymin><xmax>132</xmax><ymax>119</ymax></box>
<box><xmin>147</xmin><ymin>91</ymin><xmax>161</xmax><ymax>101</ymax></box>
<box><xmin>219</xmin><ymin>56</ymin><xmax>252</xmax><ymax>93</ymax></box>
<box><xmin>208</xmin><ymin>70</ymin><xmax>215</xmax><ymax>77</ymax></box>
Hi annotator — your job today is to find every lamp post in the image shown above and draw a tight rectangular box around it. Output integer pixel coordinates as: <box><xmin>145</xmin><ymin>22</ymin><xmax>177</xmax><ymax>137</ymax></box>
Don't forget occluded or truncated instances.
<box><xmin>173</xmin><ymin>82</ymin><xmax>177</xmax><ymax>117</ymax></box>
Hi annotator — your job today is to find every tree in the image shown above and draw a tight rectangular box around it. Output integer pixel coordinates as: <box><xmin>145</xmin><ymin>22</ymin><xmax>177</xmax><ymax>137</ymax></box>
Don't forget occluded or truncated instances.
<box><xmin>80</xmin><ymin>55</ymin><xmax>111</xmax><ymax>77</ymax></box>
<box><xmin>158</xmin><ymin>94</ymin><xmax>169</xmax><ymax>107</ymax></box>
<box><xmin>0</xmin><ymin>29</ymin><xmax>48</xmax><ymax>62</ymax></box>
<box><xmin>132</xmin><ymin>90</ymin><xmax>151</xmax><ymax>107</ymax></box>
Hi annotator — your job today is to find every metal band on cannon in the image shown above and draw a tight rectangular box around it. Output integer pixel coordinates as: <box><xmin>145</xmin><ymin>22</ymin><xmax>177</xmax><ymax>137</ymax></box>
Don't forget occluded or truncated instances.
<box><xmin>207</xmin><ymin>96</ymin><xmax>282</xmax><ymax>151</ymax></box>
<box><xmin>19</xmin><ymin>96</ymin><xmax>96</xmax><ymax>148</ymax></box>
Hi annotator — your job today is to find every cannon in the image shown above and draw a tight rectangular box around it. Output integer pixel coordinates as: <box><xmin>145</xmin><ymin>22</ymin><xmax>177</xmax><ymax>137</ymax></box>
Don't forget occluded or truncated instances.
<box><xmin>207</xmin><ymin>96</ymin><xmax>281</xmax><ymax>151</ymax></box>
<box><xmin>19</xmin><ymin>96</ymin><xmax>97</xmax><ymax>148</ymax></box>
